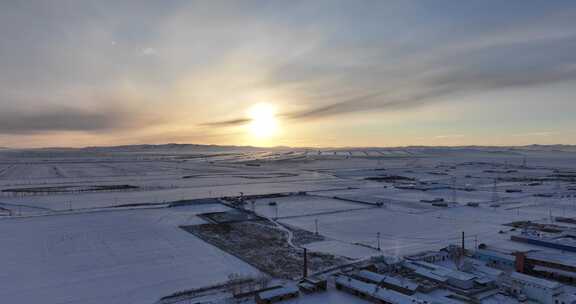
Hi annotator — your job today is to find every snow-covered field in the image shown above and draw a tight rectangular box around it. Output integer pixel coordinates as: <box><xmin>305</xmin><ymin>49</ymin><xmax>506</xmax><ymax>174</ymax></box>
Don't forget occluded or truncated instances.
<box><xmin>0</xmin><ymin>205</ymin><xmax>259</xmax><ymax>304</ymax></box>
<box><xmin>1</xmin><ymin>144</ymin><xmax>576</xmax><ymax>303</ymax></box>
<box><xmin>252</xmin><ymin>195</ymin><xmax>366</xmax><ymax>219</ymax></box>
<box><xmin>283</xmin><ymin>202</ymin><xmax>576</xmax><ymax>257</ymax></box>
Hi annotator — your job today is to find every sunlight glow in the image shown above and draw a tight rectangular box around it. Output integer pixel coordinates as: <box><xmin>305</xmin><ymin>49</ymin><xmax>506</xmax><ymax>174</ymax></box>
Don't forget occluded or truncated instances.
<box><xmin>248</xmin><ymin>103</ymin><xmax>279</xmax><ymax>139</ymax></box>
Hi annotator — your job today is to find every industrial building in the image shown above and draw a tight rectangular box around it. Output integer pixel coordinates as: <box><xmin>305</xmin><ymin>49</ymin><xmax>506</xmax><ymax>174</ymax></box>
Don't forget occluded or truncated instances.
<box><xmin>405</xmin><ymin>261</ymin><xmax>476</xmax><ymax>289</ymax></box>
<box><xmin>352</xmin><ymin>270</ymin><xmax>420</xmax><ymax>295</ymax></box>
<box><xmin>505</xmin><ymin>272</ymin><xmax>566</xmax><ymax>304</ymax></box>
<box><xmin>516</xmin><ymin>251</ymin><xmax>576</xmax><ymax>284</ymax></box>
<box><xmin>473</xmin><ymin>248</ymin><xmax>516</xmax><ymax>270</ymax></box>
<box><xmin>511</xmin><ymin>232</ymin><xmax>576</xmax><ymax>253</ymax></box>
<box><xmin>405</xmin><ymin>250</ymin><xmax>450</xmax><ymax>263</ymax></box>
<box><xmin>334</xmin><ymin>275</ymin><xmax>430</xmax><ymax>304</ymax></box>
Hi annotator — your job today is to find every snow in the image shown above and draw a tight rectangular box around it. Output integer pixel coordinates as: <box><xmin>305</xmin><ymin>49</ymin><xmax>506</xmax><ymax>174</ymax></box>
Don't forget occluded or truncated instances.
<box><xmin>253</xmin><ymin>195</ymin><xmax>365</xmax><ymax>219</ymax></box>
<box><xmin>276</xmin><ymin>289</ymin><xmax>370</xmax><ymax>303</ymax></box>
<box><xmin>355</xmin><ymin>270</ymin><xmax>419</xmax><ymax>291</ymax></box>
<box><xmin>303</xmin><ymin>240</ymin><xmax>377</xmax><ymax>259</ymax></box>
<box><xmin>510</xmin><ymin>271</ymin><xmax>563</xmax><ymax>289</ymax></box>
<box><xmin>257</xmin><ymin>285</ymin><xmax>299</xmax><ymax>300</ymax></box>
<box><xmin>335</xmin><ymin>276</ymin><xmax>430</xmax><ymax>303</ymax></box>
<box><xmin>1</xmin><ymin>145</ymin><xmax>576</xmax><ymax>303</ymax></box>
<box><xmin>0</xmin><ymin>206</ymin><xmax>259</xmax><ymax>304</ymax></box>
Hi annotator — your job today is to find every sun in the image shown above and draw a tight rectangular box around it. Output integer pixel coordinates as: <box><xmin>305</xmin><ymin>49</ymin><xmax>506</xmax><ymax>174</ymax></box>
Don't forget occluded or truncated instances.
<box><xmin>248</xmin><ymin>103</ymin><xmax>279</xmax><ymax>139</ymax></box>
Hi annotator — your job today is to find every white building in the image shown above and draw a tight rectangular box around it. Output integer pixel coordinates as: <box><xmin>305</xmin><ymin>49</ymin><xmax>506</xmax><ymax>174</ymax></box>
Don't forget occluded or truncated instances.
<box><xmin>508</xmin><ymin>272</ymin><xmax>567</xmax><ymax>304</ymax></box>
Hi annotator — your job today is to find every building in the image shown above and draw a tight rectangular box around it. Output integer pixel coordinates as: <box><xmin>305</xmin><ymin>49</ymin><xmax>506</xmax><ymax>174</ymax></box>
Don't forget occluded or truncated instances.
<box><xmin>404</xmin><ymin>261</ymin><xmax>496</xmax><ymax>291</ymax></box>
<box><xmin>353</xmin><ymin>270</ymin><xmax>419</xmax><ymax>295</ymax></box>
<box><xmin>335</xmin><ymin>275</ymin><xmax>429</xmax><ymax>304</ymax></box>
<box><xmin>255</xmin><ymin>285</ymin><xmax>299</xmax><ymax>304</ymax></box>
<box><xmin>515</xmin><ymin>251</ymin><xmax>576</xmax><ymax>284</ymax></box>
<box><xmin>298</xmin><ymin>277</ymin><xmax>327</xmax><ymax>293</ymax></box>
<box><xmin>507</xmin><ymin>272</ymin><xmax>566</xmax><ymax>304</ymax></box>
<box><xmin>511</xmin><ymin>233</ymin><xmax>576</xmax><ymax>253</ymax></box>
<box><xmin>445</xmin><ymin>270</ymin><xmax>477</xmax><ymax>290</ymax></box>
<box><xmin>467</xmin><ymin>261</ymin><xmax>505</xmax><ymax>282</ymax></box>
<box><xmin>405</xmin><ymin>250</ymin><xmax>449</xmax><ymax>263</ymax></box>
<box><xmin>473</xmin><ymin>248</ymin><xmax>516</xmax><ymax>270</ymax></box>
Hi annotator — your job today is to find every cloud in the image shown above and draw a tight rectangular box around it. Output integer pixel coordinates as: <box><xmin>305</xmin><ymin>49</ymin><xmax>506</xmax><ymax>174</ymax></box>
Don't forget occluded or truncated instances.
<box><xmin>201</xmin><ymin>31</ymin><xmax>576</xmax><ymax>126</ymax></box>
<box><xmin>415</xmin><ymin>134</ymin><xmax>466</xmax><ymax>141</ymax></box>
<box><xmin>284</xmin><ymin>31</ymin><xmax>576</xmax><ymax>120</ymax></box>
<box><xmin>2</xmin><ymin>1</ymin><xmax>576</xmax><ymax>146</ymax></box>
<box><xmin>198</xmin><ymin>118</ymin><xmax>252</xmax><ymax>127</ymax></box>
<box><xmin>433</xmin><ymin>134</ymin><xmax>465</xmax><ymax>139</ymax></box>
<box><xmin>140</xmin><ymin>47</ymin><xmax>157</xmax><ymax>56</ymax></box>
<box><xmin>0</xmin><ymin>106</ymin><xmax>138</xmax><ymax>134</ymax></box>
<box><xmin>512</xmin><ymin>131</ymin><xmax>556</xmax><ymax>137</ymax></box>
<box><xmin>281</xmin><ymin>86</ymin><xmax>458</xmax><ymax>121</ymax></box>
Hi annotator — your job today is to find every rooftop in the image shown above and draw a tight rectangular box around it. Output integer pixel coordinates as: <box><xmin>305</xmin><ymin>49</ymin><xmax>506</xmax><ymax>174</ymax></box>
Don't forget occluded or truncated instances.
<box><xmin>258</xmin><ymin>285</ymin><xmax>299</xmax><ymax>300</ymax></box>
<box><xmin>527</xmin><ymin>251</ymin><xmax>576</xmax><ymax>268</ymax></box>
<box><xmin>335</xmin><ymin>276</ymin><xmax>425</xmax><ymax>304</ymax></box>
<box><xmin>475</xmin><ymin>248</ymin><xmax>516</xmax><ymax>262</ymax></box>
<box><xmin>356</xmin><ymin>270</ymin><xmax>419</xmax><ymax>291</ymax></box>
<box><xmin>510</xmin><ymin>272</ymin><xmax>562</xmax><ymax>290</ymax></box>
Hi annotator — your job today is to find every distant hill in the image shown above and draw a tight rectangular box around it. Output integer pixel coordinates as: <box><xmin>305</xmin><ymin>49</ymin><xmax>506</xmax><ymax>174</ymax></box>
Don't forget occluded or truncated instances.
<box><xmin>80</xmin><ymin>143</ymin><xmax>279</xmax><ymax>154</ymax></box>
<box><xmin>4</xmin><ymin>143</ymin><xmax>576</xmax><ymax>154</ymax></box>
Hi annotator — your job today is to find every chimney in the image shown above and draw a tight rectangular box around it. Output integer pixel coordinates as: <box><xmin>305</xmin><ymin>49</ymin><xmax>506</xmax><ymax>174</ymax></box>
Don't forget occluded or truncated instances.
<box><xmin>515</xmin><ymin>252</ymin><xmax>526</xmax><ymax>273</ymax></box>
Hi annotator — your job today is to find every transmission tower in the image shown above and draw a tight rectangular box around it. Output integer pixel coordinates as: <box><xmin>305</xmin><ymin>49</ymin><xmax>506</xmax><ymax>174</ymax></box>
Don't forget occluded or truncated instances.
<box><xmin>451</xmin><ymin>176</ymin><xmax>457</xmax><ymax>203</ymax></box>
<box><xmin>522</xmin><ymin>156</ymin><xmax>527</xmax><ymax>168</ymax></box>
<box><xmin>491</xmin><ymin>179</ymin><xmax>499</xmax><ymax>203</ymax></box>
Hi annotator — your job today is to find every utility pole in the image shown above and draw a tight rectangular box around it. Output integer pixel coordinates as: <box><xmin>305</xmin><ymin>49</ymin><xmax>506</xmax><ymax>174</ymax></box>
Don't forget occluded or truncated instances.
<box><xmin>522</xmin><ymin>156</ymin><xmax>527</xmax><ymax>168</ymax></box>
<box><xmin>491</xmin><ymin>179</ymin><xmax>499</xmax><ymax>204</ymax></box>
<box><xmin>303</xmin><ymin>248</ymin><xmax>308</xmax><ymax>279</ymax></box>
<box><xmin>461</xmin><ymin>231</ymin><xmax>465</xmax><ymax>256</ymax></box>
<box><xmin>554</xmin><ymin>180</ymin><xmax>561</xmax><ymax>202</ymax></box>
<box><xmin>377</xmin><ymin>232</ymin><xmax>381</xmax><ymax>251</ymax></box>
<box><xmin>451</xmin><ymin>177</ymin><xmax>457</xmax><ymax>204</ymax></box>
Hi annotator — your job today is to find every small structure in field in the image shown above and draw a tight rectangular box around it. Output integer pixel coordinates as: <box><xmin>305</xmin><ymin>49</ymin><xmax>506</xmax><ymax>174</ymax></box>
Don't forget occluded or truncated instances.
<box><xmin>255</xmin><ymin>285</ymin><xmax>299</xmax><ymax>304</ymax></box>
<box><xmin>298</xmin><ymin>277</ymin><xmax>327</xmax><ymax>293</ymax></box>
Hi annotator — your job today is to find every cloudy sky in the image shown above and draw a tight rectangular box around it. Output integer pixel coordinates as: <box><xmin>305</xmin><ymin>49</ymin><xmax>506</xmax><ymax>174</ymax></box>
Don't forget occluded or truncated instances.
<box><xmin>1</xmin><ymin>0</ymin><xmax>576</xmax><ymax>148</ymax></box>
